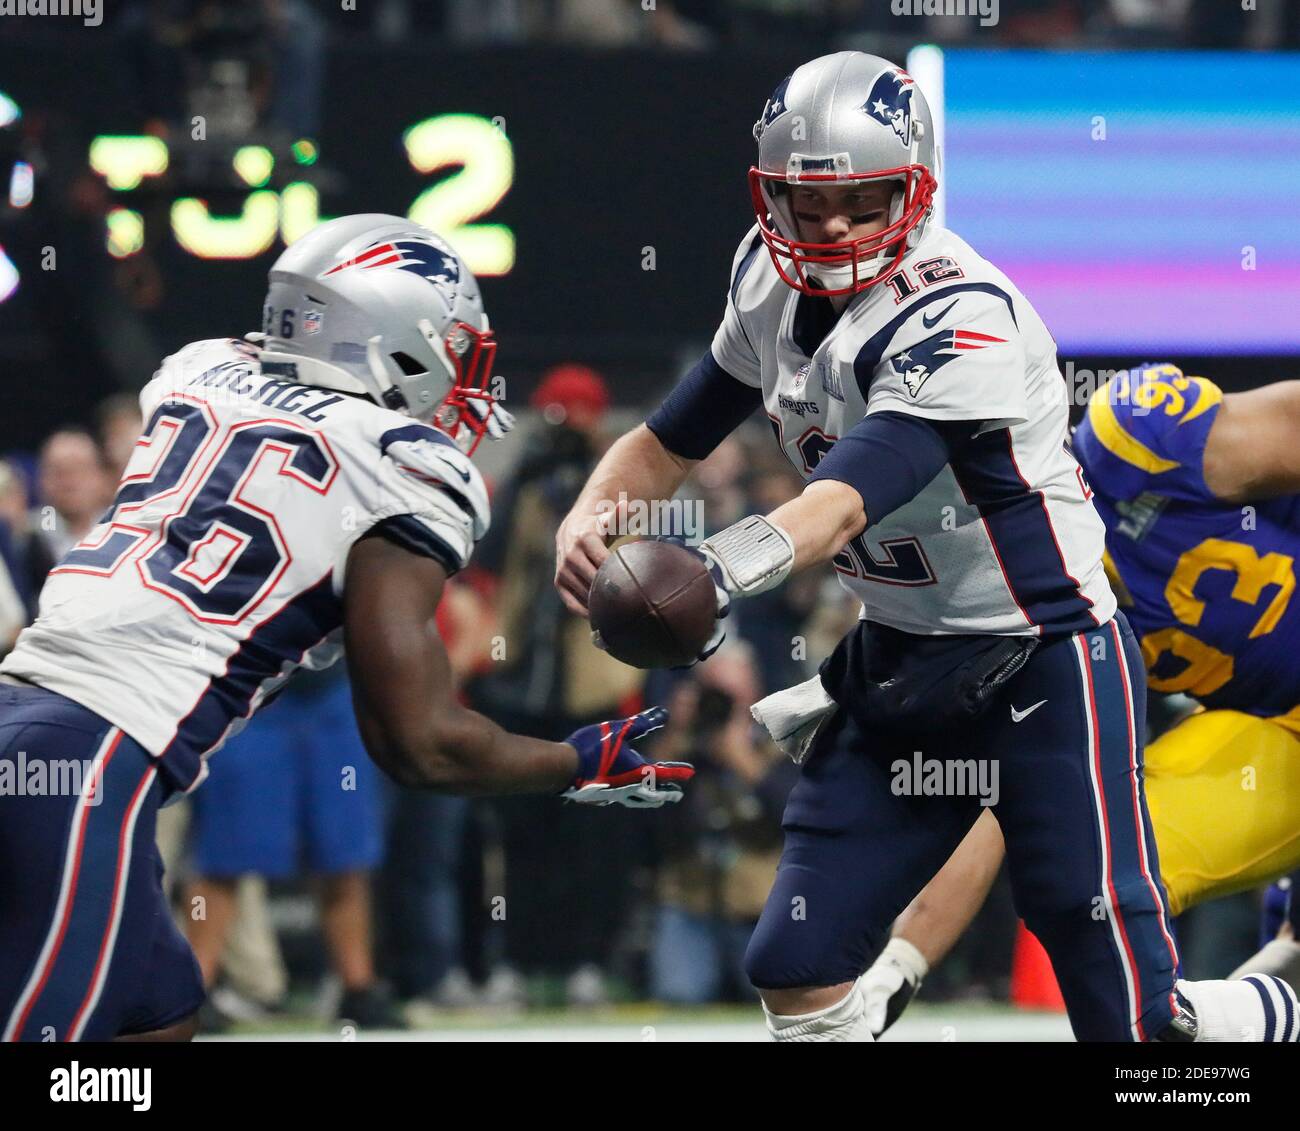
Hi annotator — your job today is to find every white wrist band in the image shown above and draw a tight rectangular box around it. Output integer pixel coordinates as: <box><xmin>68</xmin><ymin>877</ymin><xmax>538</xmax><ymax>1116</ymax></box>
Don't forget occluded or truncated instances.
<box><xmin>700</xmin><ymin>514</ymin><xmax>796</xmax><ymax>596</ymax></box>
<box><xmin>880</xmin><ymin>936</ymin><xmax>929</xmax><ymax>983</ymax></box>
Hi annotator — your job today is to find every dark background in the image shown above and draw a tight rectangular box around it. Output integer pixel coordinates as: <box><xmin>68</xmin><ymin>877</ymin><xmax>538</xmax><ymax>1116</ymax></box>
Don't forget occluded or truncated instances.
<box><xmin>2</xmin><ymin>10</ymin><xmax>1296</xmax><ymax>455</ymax></box>
<box><xmin>0</xmin><ymin>37</ymin><xmax>810</xmax><ymax>450</ymax></box>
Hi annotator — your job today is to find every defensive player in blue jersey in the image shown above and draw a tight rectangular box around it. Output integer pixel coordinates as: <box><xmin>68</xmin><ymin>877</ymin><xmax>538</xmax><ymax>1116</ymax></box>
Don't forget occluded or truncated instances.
<box><xmin>860</xmin><ymin>363</ymin><xmax>1300</xmax><ymax>1036</ymax></box>
<box><xmin>556</xmin><ymin>51</ymin><xmax>1296</xmax><ymax>1041</ymax></box>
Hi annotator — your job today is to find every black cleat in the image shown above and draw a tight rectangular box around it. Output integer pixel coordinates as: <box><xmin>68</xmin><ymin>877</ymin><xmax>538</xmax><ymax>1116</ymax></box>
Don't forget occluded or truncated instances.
<box><xmin>337</xmin><ymin>984</ymin><xmax>406</xmax><ymax>1031</ymax></box>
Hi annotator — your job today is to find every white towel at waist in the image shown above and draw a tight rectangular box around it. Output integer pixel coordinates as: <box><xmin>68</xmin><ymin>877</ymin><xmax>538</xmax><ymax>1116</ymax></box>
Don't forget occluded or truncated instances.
<box><xmin>749</xmin><ymin>674</ymin><xmax>838</xmax><ymax>765</ymax></box>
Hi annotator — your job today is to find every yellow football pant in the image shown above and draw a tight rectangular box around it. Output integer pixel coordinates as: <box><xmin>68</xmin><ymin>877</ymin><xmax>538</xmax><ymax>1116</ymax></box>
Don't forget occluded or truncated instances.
<box><xmin>1146</xmin><ymin>707</ymin><xmax>1300</xmax><ymax>916</ymax></box>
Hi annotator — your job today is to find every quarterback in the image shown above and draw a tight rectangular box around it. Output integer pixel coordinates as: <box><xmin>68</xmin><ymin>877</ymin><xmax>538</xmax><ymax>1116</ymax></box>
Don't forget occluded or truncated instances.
<box><xmin>0</xmin><ymin>214</ymin><xmax>689</xmax><ymax>1042</ymax></box>
<box><xmin>555</xmin><ymin>53</ymin><xmax>1296</xmax><ymax>1041</ymax></box>
<box><xmin>861</xmin><ymin>364</ymin><xmax>1300</xmax><ymax>1034</ymax></box>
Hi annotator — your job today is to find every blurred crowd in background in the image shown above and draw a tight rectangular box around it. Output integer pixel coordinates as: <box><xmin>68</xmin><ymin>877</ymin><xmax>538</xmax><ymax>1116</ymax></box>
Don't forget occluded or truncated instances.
<box><xmin>4</xmin><ymin>0</ymin><xmax>1296</xmax><ymax>445</ymax></box>
<box><xmin>4</xmin><ymin>0</ymin><xmax>1296</xmax><ymax>51</ymax></box>
<box><xmin>420</xmin><ymin>0</ymin><xmax>1298</xmax><ymax>50</ymax></box>
<box><xmin>0</xmin><ymin>0</ymin><xmax>1284</xmax><ymax>1028</ymax></box>
<box><xmin>0</xmin><ymin>366</ymin><xmax>864</xmax><ymax>1027</ymax></box>
<box><xmin>0</xmin><ymin>359</ymin><xmax>1264</xmax><ymax>1028</ymax></box>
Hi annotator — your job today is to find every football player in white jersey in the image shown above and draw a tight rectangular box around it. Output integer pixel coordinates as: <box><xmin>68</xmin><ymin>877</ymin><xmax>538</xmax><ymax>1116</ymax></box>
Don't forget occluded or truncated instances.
<box><xmin>0</xmin><ymin>214</ymin><xmax>691</xmax><ymax>1042</ymax></box>
<box><xmin>555</xmin><ymin>53</ymin><xmax>1297</xmax><ymax>1041</ymax></box>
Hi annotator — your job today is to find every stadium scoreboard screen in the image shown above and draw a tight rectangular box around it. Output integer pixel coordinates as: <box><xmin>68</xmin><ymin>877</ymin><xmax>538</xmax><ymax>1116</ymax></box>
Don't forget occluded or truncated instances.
<box><xmin>940</xmin><ymin>50</ymin><xmax>1300</xmax><ymax>354</ymax></box>
<box><xmin>86</xmin><ymin>113</ymin><xmax>514</xmax><ymax>273</ymax></box>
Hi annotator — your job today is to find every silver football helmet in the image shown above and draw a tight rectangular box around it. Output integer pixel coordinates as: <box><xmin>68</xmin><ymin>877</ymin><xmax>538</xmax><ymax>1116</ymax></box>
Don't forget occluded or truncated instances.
<box><xmin>258</xmin><ymin>213</ymin><xmax>499</xmax><ymax>451</ymax></box>
<box><xmin>750</xmin><ymin>51</ymin><xmax>940</xmax><ymax>297</ymax></box>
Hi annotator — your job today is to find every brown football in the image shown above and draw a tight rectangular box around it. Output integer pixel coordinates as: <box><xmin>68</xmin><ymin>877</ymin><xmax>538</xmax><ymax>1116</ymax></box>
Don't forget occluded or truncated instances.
<box><xmin>588</xmin><ymin>540</ymin><xmax>718</xmax><ymax>669</ymax></box>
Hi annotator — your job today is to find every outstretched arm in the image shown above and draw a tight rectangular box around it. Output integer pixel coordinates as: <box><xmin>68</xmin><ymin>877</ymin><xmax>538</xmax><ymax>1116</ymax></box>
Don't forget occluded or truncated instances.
<box><xmin>1203</xmin><ymin>381</ymin><xmax>1300</xmax><ymax>502</ymax></box>
<box><xmin>345</xmin><ymin>533</ymin><xmax>689</xmax><ymax>805</ymax></box>
<box><xmin>766</xmin><ymin>479</ymin><xmax>868</xmax><ymax>573</ymax></box>
<box><xmin>555</xmin><ymin>349</ymin><xmax>766</xmax><ymax>615</ymax></box>
<box><xmin>693</xmin><ymin>413</ymin><xmax>962</xmax><ymax>620</ymax></box>
<box><xmin>554</xmin><ymin>424</ymin><xmax>696</xmax><ymax>615</ymax></box>
<box><xmin>345</xmin><ymin>534</ymin><xmax>577</xmax><ymax>794</ymax></box>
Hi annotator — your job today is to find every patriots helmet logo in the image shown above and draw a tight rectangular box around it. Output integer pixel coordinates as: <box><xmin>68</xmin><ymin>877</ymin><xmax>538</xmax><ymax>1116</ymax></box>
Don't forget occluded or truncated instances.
<box><xmin>862</xmin><ymin>68</ymin><xmax>917</xmax><ymax>149</ymax></box>
<box><xmin>323</xmin><ymin>237</ymin><xmax>461</xmax><ymax>300</ymax></box>
<box><xmin>753</xmin><ymin>74</ymin><xmax>792</xmax><ymax>141</ymax></box>
<box><xmin>891</xmin><ymin>327</ymin><xmax>1007</xmax><ymax>397</ymax></box>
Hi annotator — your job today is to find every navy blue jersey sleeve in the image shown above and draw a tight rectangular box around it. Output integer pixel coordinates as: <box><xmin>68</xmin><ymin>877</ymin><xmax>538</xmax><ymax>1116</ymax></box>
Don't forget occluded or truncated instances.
<box><xmin>645</xmin><ymin>350</ymin><xmax>765</xmax><ymax>461</ymax></box>
<box><xmin>366</xmin><ymin>514</ymin><xmax>462</xmax><ymax>576</ymax></box>
<box><xmin>809</xmin><ymin>411</ymin><xmax>973</xmax><ymax>525</ymax></box>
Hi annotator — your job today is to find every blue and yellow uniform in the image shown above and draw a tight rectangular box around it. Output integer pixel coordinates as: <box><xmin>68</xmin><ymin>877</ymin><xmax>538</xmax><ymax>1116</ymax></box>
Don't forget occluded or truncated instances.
<box><xmin>1074</xmin><ymin>363</ymin><xmax>1300</xmax><ymax>914</ymax></box>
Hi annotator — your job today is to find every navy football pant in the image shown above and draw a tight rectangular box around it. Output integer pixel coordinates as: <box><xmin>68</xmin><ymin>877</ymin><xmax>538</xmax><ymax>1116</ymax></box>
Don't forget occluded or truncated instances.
<box><xmin>745</xmin><ymin>615</ymin><xmax>1181</xmax><ymax>1042</ymax></box>
<box><xmin>0</xmin><ymin>682</ymin><xmax>204</xmax><ymax>1041</ymax></box>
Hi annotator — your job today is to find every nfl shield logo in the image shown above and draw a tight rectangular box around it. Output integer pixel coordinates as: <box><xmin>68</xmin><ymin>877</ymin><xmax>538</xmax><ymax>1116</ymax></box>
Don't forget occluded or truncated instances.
<box><xmin>303</xmin><ymin>310</ymin><xmax>323</xmax><ymax>335</ymax></box>
<box><xmin>793</xmin><ymin>362</ymin><xmax>811</xmax><ymax>391</ymax></box>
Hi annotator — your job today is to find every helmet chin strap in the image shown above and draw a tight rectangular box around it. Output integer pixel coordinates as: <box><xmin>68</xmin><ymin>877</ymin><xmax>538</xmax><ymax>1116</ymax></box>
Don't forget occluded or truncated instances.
<box><xmin>365</xmin><ymin>334</ymin><xmax>411</xmax><ymax>412</ymax></box>
<box><xmin>809</xmin><ymin>258</ymin><xmax>886</xmax><ymax>292</ymax></box>
<box><xmin>417</xmin><ymin>318</ymin><xmax>459</xmax><ymax>386</ymax></box>
<box><xmin>257</xmin><ymin>343</ymin><xmax>375</xmax><ymax>399</ymax></box>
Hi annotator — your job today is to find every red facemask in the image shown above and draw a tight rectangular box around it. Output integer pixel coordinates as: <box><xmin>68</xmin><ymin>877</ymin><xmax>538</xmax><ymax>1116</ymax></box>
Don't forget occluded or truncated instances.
<box><xmin>748</xmin><ymin>165</ymin><xmax>936</xmax><ymax>298</ymax></box>
<box><xmin>432</xmin><ymin>321</ymin><xmax>499</xmax><ymax>456</ymax></box>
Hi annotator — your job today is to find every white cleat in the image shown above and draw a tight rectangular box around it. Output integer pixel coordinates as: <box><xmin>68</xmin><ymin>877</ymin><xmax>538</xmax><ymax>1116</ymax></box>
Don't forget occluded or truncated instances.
<box><xmin>1166</xmin><ymin>974</ymin><xmax>1300</xmax><ymax>1042</ymax></box>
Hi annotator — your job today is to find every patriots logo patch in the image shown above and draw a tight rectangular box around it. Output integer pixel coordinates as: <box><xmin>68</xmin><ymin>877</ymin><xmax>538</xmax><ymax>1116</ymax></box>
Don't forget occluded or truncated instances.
<box><xmin>323</xmin><ymin>238</ymin><xmax>461</xmax><ymax>301</ymax></box>
<box><xmin>891</xmin><ymin>328</ymin><xmax>1007</xmax><ymax>397</ymax></box>
<box><xmin>862</xmin><ymin>68</ymin><xmax>917</xmax><ymax>149</ymax></box>
<box><xmin>753</xmin><ymin>74</ymin><xmax>792</xmax><ymax>141</ymax></box>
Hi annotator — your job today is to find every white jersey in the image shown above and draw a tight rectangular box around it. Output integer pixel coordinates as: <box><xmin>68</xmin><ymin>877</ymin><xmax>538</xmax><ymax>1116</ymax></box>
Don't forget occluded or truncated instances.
<box><xmin>714</xmin><ymin>224</ymin><xmax>1114</xmax><ymax>636</ymax></box>
<box><xmin>1</xmin><ymin>338</ymin><xmax>489</xmax><ymax>792</ymax></box>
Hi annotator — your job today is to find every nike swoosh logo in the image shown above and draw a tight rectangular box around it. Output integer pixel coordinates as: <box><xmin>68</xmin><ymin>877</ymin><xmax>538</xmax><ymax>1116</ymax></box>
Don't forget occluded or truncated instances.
<box><xmin>921</xmin><ymin>299</ymin><xmax>959</xmax><ymax>329</ymax></box>
<box><xmin>433</xmin><ymin>452</ymin><xmax>472</xmax><ymax>483</ymax></box>
<box><xmin>1010</xmin><ymin>700</ymin><xmax>1047</xmax><ymax>723</ymax></box>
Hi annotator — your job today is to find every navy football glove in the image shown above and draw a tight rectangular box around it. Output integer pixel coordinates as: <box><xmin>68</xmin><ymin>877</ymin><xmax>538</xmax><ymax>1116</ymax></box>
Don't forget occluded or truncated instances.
<box><xmin>562</xmin><ymin>706</ymin><xmax>693</xmax><ymax>808</ymax></box>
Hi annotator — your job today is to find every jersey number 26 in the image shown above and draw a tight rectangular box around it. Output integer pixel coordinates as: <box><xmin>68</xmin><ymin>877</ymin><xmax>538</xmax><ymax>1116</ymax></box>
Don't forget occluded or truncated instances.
<box><xmin>56</xmin><ymin>398</ymin><xmax>338</xmax><ymax>624</ymax></box>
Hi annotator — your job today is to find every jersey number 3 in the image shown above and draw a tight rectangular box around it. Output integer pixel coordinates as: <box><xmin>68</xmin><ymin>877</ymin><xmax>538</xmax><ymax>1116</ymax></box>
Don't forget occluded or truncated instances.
<box><xmin>56</xmin><ymin>398</ymin><xmax>338</xmax><ymax>624</ymax></box>
<box><xmin>1142</xmin><ymin>537</ymin><xmax>1295</xmax><ymax>697</ymax></box>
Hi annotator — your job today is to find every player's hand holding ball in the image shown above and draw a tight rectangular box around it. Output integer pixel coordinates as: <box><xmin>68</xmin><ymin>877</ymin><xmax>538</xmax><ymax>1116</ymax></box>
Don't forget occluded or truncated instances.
<box><xmin>588</xmin><ymin>538</ymin><xmax>729</xmax><ymax>669</ymax></box>
<box><xmin>562</xmin><ymin>706</ymin><xmax>694</xmax><ymax>807</ymax></box>
<box><xmin>555</xmin><ymin>508</ymin><xmax>614</xmax><ymax>616</ymax></box>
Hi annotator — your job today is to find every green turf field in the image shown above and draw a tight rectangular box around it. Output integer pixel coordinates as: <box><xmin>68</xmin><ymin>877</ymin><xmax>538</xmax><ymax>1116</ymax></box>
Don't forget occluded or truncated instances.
<box><xmin>202</xmin><ymin>1002</ymin><xmax>1075</xmax><ymax>1042</ymax></box>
